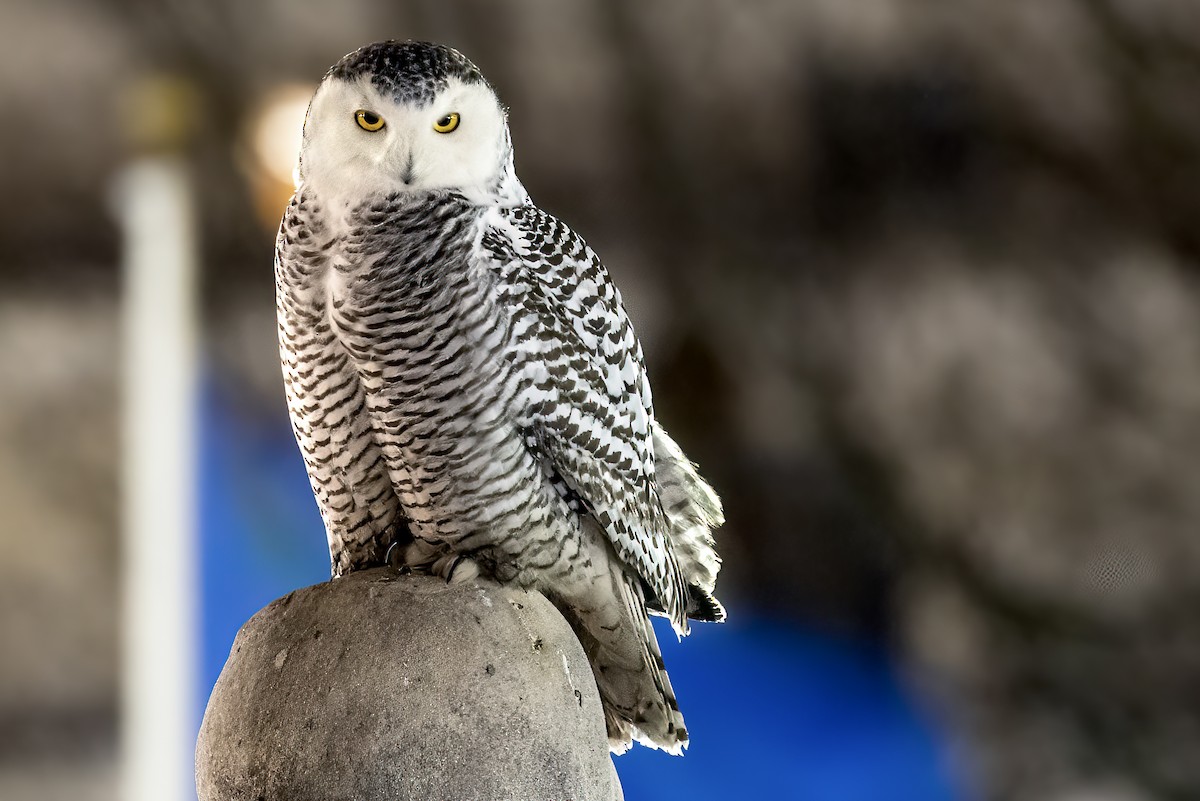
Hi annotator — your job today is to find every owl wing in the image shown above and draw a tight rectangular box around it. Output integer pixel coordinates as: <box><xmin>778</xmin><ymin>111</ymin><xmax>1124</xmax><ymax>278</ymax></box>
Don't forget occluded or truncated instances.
<box><xmin>480</xmin><ymin>204</ymin><xmax>690</xmax><ymax>635</ymax></box>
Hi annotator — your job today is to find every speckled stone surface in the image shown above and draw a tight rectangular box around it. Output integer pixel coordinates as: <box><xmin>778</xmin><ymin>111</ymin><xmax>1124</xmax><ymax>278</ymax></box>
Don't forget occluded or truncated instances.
<box><xmin>196</xmin><ymin>569</ymin><xmax>622</xmax><ymax>801</ymax></box>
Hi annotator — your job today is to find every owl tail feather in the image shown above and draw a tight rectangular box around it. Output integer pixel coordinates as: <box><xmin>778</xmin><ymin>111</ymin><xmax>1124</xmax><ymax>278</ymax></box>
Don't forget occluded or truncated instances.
<box><xmin>590</xmin><ymin>572</ymin><xmax>688</xmax><ymax>755</ymax></box>
<box><xmin>652</xmin><ymin>423</ymin><xmax>725</xmax><ymax>623</ymax></box>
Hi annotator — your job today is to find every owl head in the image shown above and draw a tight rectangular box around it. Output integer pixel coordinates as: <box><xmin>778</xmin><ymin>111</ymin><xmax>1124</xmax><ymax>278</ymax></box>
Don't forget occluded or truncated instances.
<box><xmin>297</xmin><ymin>41</ymin><xmax>525</xmax><ymax>206</ymax></box>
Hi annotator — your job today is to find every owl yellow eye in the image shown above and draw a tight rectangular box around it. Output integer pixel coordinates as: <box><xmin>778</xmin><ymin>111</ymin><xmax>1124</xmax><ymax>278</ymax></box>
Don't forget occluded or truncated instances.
<box><xmin>355</xmin><ymin>110</ymin><xmax>385</xmax><ymax>132</ymax></box>
<box><xmin>433</xmin><ymin>113</ymin><xmax>460</xmax><ymax>133</ymax></box>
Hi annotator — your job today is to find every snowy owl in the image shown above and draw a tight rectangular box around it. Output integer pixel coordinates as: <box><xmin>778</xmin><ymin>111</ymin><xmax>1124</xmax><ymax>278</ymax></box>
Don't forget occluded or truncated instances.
<box><xmin>276</xmin><ymin>40</ymin><xmax>725</xmax><ymax>753</ymax></box>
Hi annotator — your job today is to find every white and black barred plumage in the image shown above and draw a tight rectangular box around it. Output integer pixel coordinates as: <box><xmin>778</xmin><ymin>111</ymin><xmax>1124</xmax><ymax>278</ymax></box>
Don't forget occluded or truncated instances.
<box><xmin>276</xmin><ymin>40</ymin><xmax>724</xmax><ymax>753</ymax></box>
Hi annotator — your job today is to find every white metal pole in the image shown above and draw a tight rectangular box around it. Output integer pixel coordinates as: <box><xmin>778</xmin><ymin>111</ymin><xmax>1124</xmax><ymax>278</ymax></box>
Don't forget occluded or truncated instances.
<box><xmin>116</xmin><ymin>153</ymin><xmax>199</xmax><ymax>801</ymax></box>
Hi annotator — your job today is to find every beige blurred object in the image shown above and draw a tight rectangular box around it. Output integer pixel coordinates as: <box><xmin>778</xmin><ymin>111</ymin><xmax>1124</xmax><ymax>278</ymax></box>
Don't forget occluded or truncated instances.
<box><xmin>118</xmin><ymin>75</ymin><xmax>204</xmax><ymax>153</ymax></box>
<box><xmin>238</xmin><ymin>84</ymin><xmax>312</xmax><ymax>231</ymax></box>
<box><xmin>0</xmin><ymin>294</ymin><xmax>120</xmax><ymax>797</ymax></box>
<box><xmin>0</xmin><ymin>759</ymin><xmax>118</xmax><ymax>801</ymax></box>
<box><xmin>0</xmin><ymin>295</ymin><xmax>119</xmax><ymax>716</ymax></box>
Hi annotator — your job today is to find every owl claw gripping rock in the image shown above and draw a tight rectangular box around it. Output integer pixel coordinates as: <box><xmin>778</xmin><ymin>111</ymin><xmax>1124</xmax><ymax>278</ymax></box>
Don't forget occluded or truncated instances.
<box><xmin>276</xmin><ymin>40</ymin><xmax>725</xmax><ymax>754</ymax></box>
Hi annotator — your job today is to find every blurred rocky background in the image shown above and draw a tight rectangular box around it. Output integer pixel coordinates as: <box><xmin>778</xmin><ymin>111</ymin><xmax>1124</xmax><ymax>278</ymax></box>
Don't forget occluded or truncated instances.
<box><xmin>3</xmin><ymin>0</ymin><xmax>1200</xmax><ymax>799</ymax></box>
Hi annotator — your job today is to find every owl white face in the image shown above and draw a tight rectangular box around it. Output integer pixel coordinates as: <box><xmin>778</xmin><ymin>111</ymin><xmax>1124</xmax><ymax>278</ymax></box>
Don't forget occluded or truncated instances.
<box><xmin>297</xmin><ymin>74</ymin><xmax>508</xmax><ymax>206</ymax></box>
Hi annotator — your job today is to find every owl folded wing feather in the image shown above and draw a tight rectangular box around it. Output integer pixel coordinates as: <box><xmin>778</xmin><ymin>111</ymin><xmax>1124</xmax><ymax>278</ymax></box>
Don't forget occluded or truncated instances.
<box><xmin>481</xmin><ymin>205</ymin><xmax>691</xmax><ymax>635</ymax></box>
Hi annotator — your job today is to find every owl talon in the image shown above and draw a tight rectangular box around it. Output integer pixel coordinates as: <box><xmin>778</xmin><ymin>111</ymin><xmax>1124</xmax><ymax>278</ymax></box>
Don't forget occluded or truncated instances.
<box><xmin>432</xmin><ymin>554</ymin><xmax>481</xmax><ymax>584</ymax></box>
<box><xmin>384</xmin><ymin>541</ymin><xmax>411</xmax><ymax>574</ymax></box>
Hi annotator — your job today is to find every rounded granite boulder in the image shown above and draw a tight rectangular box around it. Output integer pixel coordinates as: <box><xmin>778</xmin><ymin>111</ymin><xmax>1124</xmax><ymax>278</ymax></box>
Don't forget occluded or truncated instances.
<box><xmin>196</xmin><ymin>568</ymin><xmax>622</xmax><ymax>801</ymax></box>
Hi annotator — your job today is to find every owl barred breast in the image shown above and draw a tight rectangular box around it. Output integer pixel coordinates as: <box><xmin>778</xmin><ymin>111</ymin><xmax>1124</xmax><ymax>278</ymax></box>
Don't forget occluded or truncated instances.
<box><xmin>276</xmin><ymin>40</ymin><xmax>725</xmax><ymax>753</ymax></box>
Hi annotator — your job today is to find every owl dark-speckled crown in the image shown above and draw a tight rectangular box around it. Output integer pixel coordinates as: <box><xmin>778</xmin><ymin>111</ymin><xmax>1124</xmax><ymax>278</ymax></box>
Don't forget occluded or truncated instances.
<box><xmin>327</xmin><ymin>40</ymin><xmax>487</xmax><ymax>107</ymax></box>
